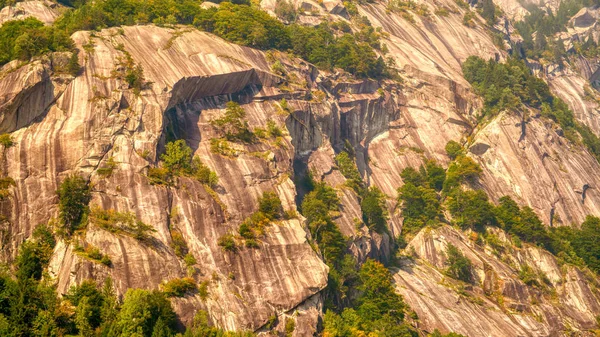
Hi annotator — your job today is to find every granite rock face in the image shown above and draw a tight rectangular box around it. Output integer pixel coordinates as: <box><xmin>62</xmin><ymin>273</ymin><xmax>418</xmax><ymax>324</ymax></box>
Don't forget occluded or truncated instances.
<box><xmin>397</xmin><ymin>225</ymin><xmax>600</xmax><ymax>336</ymax></box>
<box><xmin>1</xmin><ymin>0</ymin><xmax>600</xmax><ymax>335</ymax></box>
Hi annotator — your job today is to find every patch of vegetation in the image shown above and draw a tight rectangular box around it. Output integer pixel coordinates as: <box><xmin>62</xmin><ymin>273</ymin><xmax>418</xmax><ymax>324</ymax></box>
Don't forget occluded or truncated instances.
<box><xmin>429</xmin><ymin>329</ymin><xmax>467</xmax><ymax>337</ymax></box>
<box><xmin>237</xmin><ymin>191</ymin><xmax>283</xmax><ymax>248</ymax></box>
<box><xmin>218</xmin><ymin>233</ymin><xmax>237</xmax><ymax>252</ymax></box>
<box><xmin>445</xmin><ymin>243</ymin><xmax>473</xmax><ymax>283</ymax></box>
<box><xmin>274</xmin><ymin>0</ymin><xmax>297</xmax><ymax>23</ymax></box>
<box><xmin>161</xmin><ymin>277</ymin><xmax>197</xmax><ymax>297</ymax></box>
<box><xmin>514</xmin><ymin>0</ymin><xmax>591</xmax><ymax>60</ymax></box>
<box><xmin>211</xmin><ymin>102</ymin><xmax>255</xmax><ymax>143</ymax></box>
<box><xmin>387</xmin><ymin>0</ymin><xmax>430</xmax><ymax>19</ymax></box>
<box><xmin>0</xmin><ymin>133</ymin><xmax>14</xmax><ymax>148</ymax></box>
<box><xmin>57</xmin><ymin>175</ymin><xmax>91</xmax><ymax>235</ymax></box>
<box><xmin>446</xmin><ymin>189</ymin><xmax>495</xmax><ymax>232</ymax></box>
<box><xmin>170</xmin><ymin>228</ymin><xmax>188</xmax><ymax>258</ymax></box>
<box><xmin>445</xmin><ymin>140</ymin><xmax>463</xmax><ymax>159</ymax></box>
<box><xmin>74</xmin><ymin>242</ymin><xmax>112</xmax><ymax>266</ymax></box>
<box><xmin>0</xmin><ymin>18</ymin><xmax>73</xmax><ymax>66</ymax></box>
<box><xmin>322</xmin><ymin>259</ymin><xmax>417</xmax><ymax>336</ymax></box>
<box><xmin>97</xmin><ymin>156</ymin><xmax>117</xmax><ymax>178</ymax></box>
<box><xmin>89</xmin><ymin>207</ymin><xmax>156</xmax><ymax>242</ymax></box>
<box><xmin>360</xmin><ymin>187</ymin><xmax>388</xmax><ymax>233</ymax></box>
<box><xmin>149</xmin><ymin>139</ymin><xmax>219</xmax><ymax>187</ymax></box>
<box><xmin>397</xmin><ymin>164</ymin><xmax>443</xmax><ymax>237</ymax></box>
<box><xmin>335</xmin><ymin>151</ymin><xmax>364</xmax><ymax>194</ymax></box>
<box><xmin>462</xmin><ymin>56</ymin><xmax>600</xmax><ymax>161</ymax></box>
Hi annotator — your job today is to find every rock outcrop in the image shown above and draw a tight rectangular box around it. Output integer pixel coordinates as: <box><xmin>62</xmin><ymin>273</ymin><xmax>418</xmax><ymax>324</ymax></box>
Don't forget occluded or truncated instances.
<box><xmin>1</xmin><ymin>0</ymin><xmax>600</xmax><ymax>334</ymax></box>
<box><xmin>0</xmin><ymin>0</ymin><xmax>63</xmax><ymax>26</ymax></box>
<box><xmin>396</xmin><ymin>225</ymin><xmax>600</xmax><ymax>336</ymax></box>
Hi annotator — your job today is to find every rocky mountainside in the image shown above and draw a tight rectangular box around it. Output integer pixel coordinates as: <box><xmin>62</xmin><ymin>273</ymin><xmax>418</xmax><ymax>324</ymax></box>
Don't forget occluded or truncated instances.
<box><xmin>1</xmin><ymin>0</ymin><xmax>600</xmax><ymax>336</ymax></box>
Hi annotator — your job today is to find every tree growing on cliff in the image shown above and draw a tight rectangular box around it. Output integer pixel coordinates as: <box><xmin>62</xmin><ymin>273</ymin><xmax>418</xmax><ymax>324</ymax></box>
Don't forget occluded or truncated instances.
<box><xmin>445</xmin><ymin>243</ymin><xmax>473</xmax><ymax>283</ymax></box>
<box><xmin>57</xmin><ymin>174</ymin><xmax>91</xmax><ymax>234</ymax></box>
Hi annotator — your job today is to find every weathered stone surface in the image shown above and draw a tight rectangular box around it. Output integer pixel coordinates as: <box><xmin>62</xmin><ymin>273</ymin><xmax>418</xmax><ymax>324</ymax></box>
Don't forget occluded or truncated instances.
<box><xmin>0</xmin><ymin>0</ymin><xmax>63</xmax><ymax>26</ymax></box>
<box><xmin>471</xmin><ymin>111</ymin><xmax>600</xmax><ymax>225</ymax></box>
<box><xmin>396</xmin><ymin>225</ymin><xmax>600</xmax><ymax>336</ymax></box>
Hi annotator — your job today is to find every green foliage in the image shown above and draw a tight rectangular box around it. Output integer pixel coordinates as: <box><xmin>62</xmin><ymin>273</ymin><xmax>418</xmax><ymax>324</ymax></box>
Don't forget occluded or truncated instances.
<box><xmin>494</xmin><ymin>196</ymin><xmax>553</xmax><ymax>251</ymax></box>
<box><xmin>16</xmin><ymin>227</ymin><xmax>56</xmax><ymax>281</ymax></box>
<box><xmin>0</xmin><ymin>133</ymin><xmax>14</xmax><ymax>148</ymax></box>
<box><xmin>162</xmin><ymin>139</ymin><xmax>193</xmax><ymax>175</ymax></box>
<box><xmin>97</xmin><ymin>156</ymin><xmax>117</xmax><ymax>178</ymax></box>
<box><xmin>148</xmin><ymin>167</ymin><xmax>172</xmax><ymax>185</ymax></box>
<box><xmin>161</xmin><ymin>277</ymin><xmax>197</xmax><ymax>297</ymax></box>
<box><xmin>479</xmin><ymin>0</ymin><xmax>497</xmax><ymax>25</ymax></box>
<box><xmin>443</xmin><ymin>155</ymin><xmax>482</xmax><ymax>193</ymax></box>
<box><xmin>0</xmin><ymin>17</ymin><xmax>73</xmax><ymax>66</ymax></box>
<box><xmin>514</xmin><ymin>0</ymin><xmax>590</xmax><ymax>59</ymax></box>
<box><xmin>446</xmin><ymin>189</ymin><xmax>495</xmax><ymax>231</ymax></box>
<box><xmin>571</xmin><ymin>216</ymin><xmax>600</xmax><ymax>273</ymax></box>
<box><xmin>236</xmin><ymin>191</ymin><xmax>283</xmax><ymax>248</ymax></box>
<box><xmin>258</xmin><ymin>191</ymin><xmax>283</xmax><ymax>220</ymax></box>
<box><xmin>398</xmin><ymin>181</ymin><xmax>440</xmax><ymax>235</ymax></box>
<box><xmin>445</xmin><ymin>140</ymin><xmax>463</xmax><ymax>160</ymax></box>
<box><xmin>518</xmin><ymin>264</ymin><xmax>541</xmax><ymax>287</ymax></box>
<box><xmin>153</xmin><ymin>140</ymin><xmax>219</xmax><ymax>186</ymax></box>
<box><xmin>53</xmin><ymin>0</ymin><xmax>386</xmax><ymax>78</ymax></box>
<box><xmin>67</xmin><ymin>51</ymin><xmax>81</xmax><ymax>76</ymax></box>
<box><xmin>110</xmin><ymin>288</ymin><xmax>177</xmax><ymax>337</ymax></box>
<box><xmin>397</xmin><ymin>162</ymin><xmax>444</xmax><ymax>236</ymax></box>
<box><xmin>218</xmin><ymin>233</ymin><xmax>237</xmax><ymax>252</ymax></box>
<box><xmin>211</xmin><ymin>102</ymin><xmax>255</xmax><ymax>143</ymax></box>
<box><xmin>274</xmin><ymin>0</ymin><xmax>297</xmax><ymax>23</ymax></box>
<box><xmin>284</xmin><ymin>318</ymin><xmax>295</xmax><ymax>336</ymax></box>
<box><xmin>67</xmin><ymin>280</ymin><xmax>106</xmax><ymax>331</ymax></box>
<box><xmin>170</xmin><ymin>229</ymin><xmax>188</xmax><ymax>258</ymax></box>
<box><xmin>335</xmin><ymin>151</ymin><xmax>364</xmax><ymax>193</ymax></box>
<box><xmin>360</xmin><ymin>187</ymin><xmax>388</xmax><ymax>233</ymax></box>
<box><xmin>75</xmin><ymin>243</ymin><xmax>112</xmax><ymax>266</ymax></box>
<box><xmin>322</xmin><ymin>259</ymin><xmax>416</xmax><ymax>336</ymax></box>
<box><xmin>462</xmin><ymin>56</ymin><xmax>600</xmax><ymax>161</ymax></box>
<box><xmin>57</xmin><ymin>175</ymin><xmax>91</xmax><ymax>235</ymax></box>
<box><xmin>288</xmin><ymin>22</ymin><xmax>387</xmax><ymax>78</ymax></box>
<box><xmin>445</xmin><ymin>243</ymin><xmax>473</xmax><ymax>283</ymax></box>
<box><xmin>90</xmin><ymin>207</ymin><xmax>156</xmax><ymax>242</ymax></box>
<box><xmin>191</xmin><ymin>157</ymin><xmax>219</xmax><ymax>187</ymax></box>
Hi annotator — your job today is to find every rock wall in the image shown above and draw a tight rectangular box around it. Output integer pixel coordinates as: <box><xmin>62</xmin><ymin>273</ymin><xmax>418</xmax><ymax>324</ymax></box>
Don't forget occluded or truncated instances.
<box><xmin>397</xmin><ymin>225</ymin><xmax>600</xmax><ymax>336</ymax></box>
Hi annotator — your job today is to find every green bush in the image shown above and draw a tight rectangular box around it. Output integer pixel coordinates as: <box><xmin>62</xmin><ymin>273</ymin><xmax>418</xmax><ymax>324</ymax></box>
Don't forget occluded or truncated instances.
<box><xmin>89</xmin><ymin>207</ymin><xmax>156</xmax><ymax>242</ymax></box>
<box><xmin>445</xmin><ymin>243</ymin><xmax>473</xmax><ymax>283</ymax></box>
<box><xmin>170</xmin><ymin>229</ymin><xmax>188</xmax><ymax>258</ymax></box>
<box><xmin>0</xmin><ymin>133</ymin><xmax>14</xmax><ymax>148</ymax></box>
<box><xmin>147</xmin><ymin>167</ymin><xmax>172</xmax><ymax>185</ymax></box>
<box><xmin>445</xmin><ymin>140</ymin><xmax>463</xmax><ymax>160</ymax></box>
<box><xmin>258</xmin><ymin>191</ymin><xmax>283</xmax><ymax>220</ymax></box>
<box><xmin>446</xmin><ymin>189</ymin><xmax>495</xmax><ymax>232</ymax></box>
<box><xmin>218</xmin><ymin>234</ymin><xmax>237</xmax><ymax>252</ymax></box>
<box><xmin>57</xmin><ymin>175</ymin><xmax>91</xmax><ymax>234</ymax></box>
<box><xmin>0</xmin><ymin>18</ymin><xmax>73</xmax><ymax>66</ymax></box>
<box><xmin>191</xmin><ymin>157</ymin><xmax>218</xmax><ymax>187</ymax></box>
<box><xmin>110</xmin><ymin>288</ymin><xmax>178</xmax><ymax>336</ymax></box>
<box><xmin>322</xmin><ymin>259</ymin><xmax>414</xmax><ymax>336</ymax></box>
<box><xmin>161</xmin><ymin>277</ymin><xmax>197</xmax><ymax>297</ymax></box>
<box><xmin>443</xmin><ymin>155</ymin><xmax>482</xmax><ymax>193</ymax></box>
<box><xmin>360</xmin><ymin>187</ymin><xmax>388</xmax><ymax>233</ymax></box>
<box><xmin>335</xmin><ymin>151</ymin><xmax>363</xmax><ymax>194</ymax></box>
<box><xmin>161</xmin><ymin>139</ymin><xmax>193</xmax><ymax>175</ymax></box>
<box><xmin>210</xmin><ymin>102</ymin><xmax>255</xmax><ymax>143</ymax></box>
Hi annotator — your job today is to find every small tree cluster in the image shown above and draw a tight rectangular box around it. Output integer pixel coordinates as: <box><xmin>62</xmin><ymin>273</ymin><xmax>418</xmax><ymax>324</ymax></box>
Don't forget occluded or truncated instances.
<box><xmin>57</xmin><ymin>175</ymin><xmax>91</xmax><ymax>235</ymax></box>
